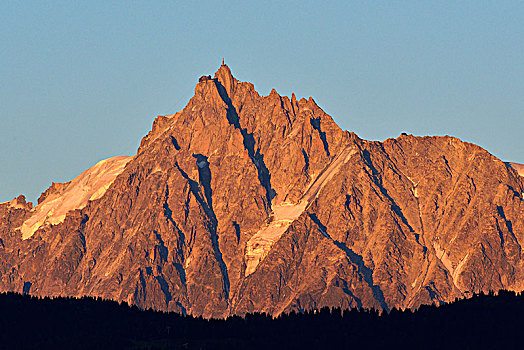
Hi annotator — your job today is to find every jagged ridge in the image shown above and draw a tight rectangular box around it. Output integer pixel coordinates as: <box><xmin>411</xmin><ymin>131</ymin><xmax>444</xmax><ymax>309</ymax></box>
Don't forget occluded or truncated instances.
<box><xmin>0</xmin><ymin>64</ymin><xmax>523</xmax><ymax>318</ymax></box>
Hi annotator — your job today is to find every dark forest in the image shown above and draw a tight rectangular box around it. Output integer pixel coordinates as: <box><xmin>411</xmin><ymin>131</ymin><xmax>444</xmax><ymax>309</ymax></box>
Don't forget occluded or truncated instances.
<box><xmin>1</xmin><ymin>290</ymin><xmax>523</xmax><ymax>349</ymax></box>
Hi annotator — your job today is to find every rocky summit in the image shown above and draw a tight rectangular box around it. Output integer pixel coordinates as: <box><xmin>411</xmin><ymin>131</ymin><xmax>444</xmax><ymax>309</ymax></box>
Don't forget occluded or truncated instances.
<box><xmin>1</xmin><ymin>64</ymin><xmax>523</xmax><ymax>318</ymax></box>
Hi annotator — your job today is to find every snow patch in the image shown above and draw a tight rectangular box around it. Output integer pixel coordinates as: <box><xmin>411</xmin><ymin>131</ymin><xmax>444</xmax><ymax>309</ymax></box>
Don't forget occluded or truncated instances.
<box><xmin>433</xmin><ymin>242</ymin><xmax>454</xmax><ymax>276</ymax></box>
<box><xmin>406</xmin><ymin>175</ymin><xmax>419</xmax><ymax>198</ymax></box>
<box><xmin>244</xmin><ymin>146</ymin><xmax>357</xmax><ymax>275</ymax></box>
<box><xmin>19</xmin><ymin>155</ymin><xmax>132</xmax><ymax>240</ymax></box>
<box><xmin>433</xmin><ymin>242</ymin><xmax>468</xmax><ymax>292</ymax></box>
<box><xmin>150</xmin><ymin>166</ymin><xmax>164</xmax><ymax>175</ymax></box>
<box><xmin>453</xmin><ymin>253</ymin><xmax>469</xmax><ymax>288</ymax></box>
<box><xmin>245</xmin><ymin>201</ymin><xmax>308</xmax><ymax>275</ymax></box>
<box><xmin>509</xmin><ymin>162</ymin><xmax>524</xmax><ymax>177</ymax></box>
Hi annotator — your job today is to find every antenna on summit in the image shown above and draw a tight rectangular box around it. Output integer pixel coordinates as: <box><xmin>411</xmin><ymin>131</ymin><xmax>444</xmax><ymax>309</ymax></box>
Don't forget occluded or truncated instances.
<box><xmin>222</xmin><ymin>58</ymin><xmax>225</xmax><ymax>66</ymax></box>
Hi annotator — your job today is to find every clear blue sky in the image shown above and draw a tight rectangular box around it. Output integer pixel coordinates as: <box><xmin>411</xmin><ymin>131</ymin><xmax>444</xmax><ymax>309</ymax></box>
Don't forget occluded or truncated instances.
<box><xmin>1</xmin><ymin>1</ymin><xmax>523</xmax><ymax>203</ymax></box>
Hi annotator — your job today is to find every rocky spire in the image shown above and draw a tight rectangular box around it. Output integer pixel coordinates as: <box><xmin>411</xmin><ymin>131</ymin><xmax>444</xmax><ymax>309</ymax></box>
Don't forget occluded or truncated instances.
<box><xmin>214</xmin><ymin>63</ymin><xmax>236</xmax><ymax>96</ymax></box>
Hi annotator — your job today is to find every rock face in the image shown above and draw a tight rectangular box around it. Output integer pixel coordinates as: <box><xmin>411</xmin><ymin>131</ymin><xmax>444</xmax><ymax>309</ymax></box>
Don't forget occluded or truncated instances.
<box><xmin>1</xmin><ymin>64</ymin><xmax>523</xmax><ymax>317</ymax></box>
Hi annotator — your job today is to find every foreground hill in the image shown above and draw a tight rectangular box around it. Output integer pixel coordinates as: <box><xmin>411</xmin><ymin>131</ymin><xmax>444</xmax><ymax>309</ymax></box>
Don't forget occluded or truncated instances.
<box><xmin>1</xmin><ymin>64</ymin><xmax>523</xmax><ymax>317</ymax></box>
<box><xmin>1</xmin><ymin>291</ymin><xmax>523</xmax><ymax>348</ymax></box>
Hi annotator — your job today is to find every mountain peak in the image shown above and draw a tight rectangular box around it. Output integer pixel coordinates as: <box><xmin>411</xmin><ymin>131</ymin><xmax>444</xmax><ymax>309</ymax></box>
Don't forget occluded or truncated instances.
<box><xmin>2</xmin><ymin>63</ymin><xmax>524</xmax><ymax>319</ymax></box>
<box><xmin>214</xmin><ymin>62</ymin><xmax>236</xmax><ymax>95</ymax></box>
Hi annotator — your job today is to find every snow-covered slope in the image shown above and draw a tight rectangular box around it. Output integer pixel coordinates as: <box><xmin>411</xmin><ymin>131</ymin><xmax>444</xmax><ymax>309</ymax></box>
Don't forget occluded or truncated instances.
<box><xmin>510</xmin><ymin>163</ymin><xmax>524</xmax><ymax>177</ymax></box>
<box><xmin>245</xmin><ymin>146</ymin><xmax>356</xmax><ymax>275</ymax></box>
<box><xmin>19</xmin><ymin>155</ymin><xmax>132</xmax><ymax>239</ymax></box>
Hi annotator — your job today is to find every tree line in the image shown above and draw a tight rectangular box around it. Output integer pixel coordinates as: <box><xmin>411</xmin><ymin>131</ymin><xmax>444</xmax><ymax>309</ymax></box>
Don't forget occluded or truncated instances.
<box><xmin>0</xmin><ymin>290</ymin><xmax>523</xmax><ymax>348</ymax></box>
